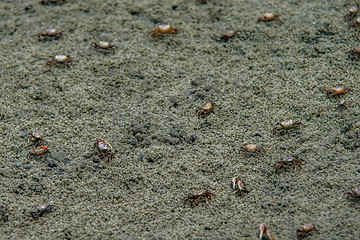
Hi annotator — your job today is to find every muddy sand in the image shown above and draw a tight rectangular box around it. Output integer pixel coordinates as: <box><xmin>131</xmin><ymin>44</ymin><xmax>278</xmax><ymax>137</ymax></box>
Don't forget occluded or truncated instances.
<box><xmin>0</xmin><ymin>0</ymin><xmax>360</xmax><ymax>239</ymax></box>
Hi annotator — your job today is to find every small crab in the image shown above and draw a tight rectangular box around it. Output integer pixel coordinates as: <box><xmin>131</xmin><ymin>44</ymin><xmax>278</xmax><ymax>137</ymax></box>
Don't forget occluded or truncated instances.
<box><xmin>349</xmin><ymin>45</ymin><xmax>360</xmax><ymax>60</ymax></box>
<box><xmin>273</xmin><ymin>119</ymin><xmax>303</xmax><ymax>135</ymax></box>
<box><xmin>31</xmin><ymin>204</ymin><xmax>54</xmax><ymax>220</ymax></box>
<box><xmin>93</xmin><ymin>41</ymin><xmax>115</xmax><ymax>52</ymax></box>
<box><xmin>27</xmin><ymin>146</ymin><xmax>48</xmax><ymax>158</ymax></box>
<box><xmin>349</xmin><ymin>16</ymin><xmax>360</xmax><ymax>29</ymax></box>
<box><xmin>150</xmin><ymin>24</ymin><xmax>179</xmax><ymax>37</ymax></box>
<box><xmin>297</xmin><ymin>223</ymin><xmax>318</xmax><ymax>240</ymax></box>
<box><xmin>184</xmin><ymin>190</ymin><xmax>216</xmax><ymax>206</ymax></box>
<box><xmin>38</xmin><ymin>28</ymin><xmax>63</xmax><ymax>41</ymax></box>
<box><xmin>345</xmin><ymin>3</ymin><xmax>359</xmax><ymax>21</ymax></box>
<box><xmin>93</xmin><ymin>138</ymin><xmax>114</xmax><ymax>162</ymax></box>
<box><xmin>40</xmin><ymin>0</ymin><xmax>65</xmax><ymax>4</ymax></box>
<box><xmin>259</xmin><ymin>223</ymin><xmax>275</xmax><ymax>240</ymax></box>
<box><xmin>345</xmin><ymin>188</ymin><xmax>360</xmax><ymax>199</ymax></box>
<box><xmin>240</xmin><ymin>144</ymin><xmax>266</xmax><ymax>155</ymax></box>
<box><xmin>338</xmin><ymin>100</ymin><xmax>348</xmax><ymax>111</ymax></box>
<box><xmin>220</xmin><ymin>30</ymin><xmax>237</xmax><ymax>42</ymax></box>
<box><xmin>197</xmin><ymin>102</ymin><xmax>216</xmax><ymax>118</ymax></box>
<box><xmin>46</xmin><ymin>55</ymin><xmax>73</xmax><ymax>67</ymax></box>
<box><xmin>257</xmin><ymin>13</ymin><xmax>281</xmax><ymax>23</ymax></box>
<box><xmin>274</xmin><ymin>157</ymin><xmax>302</xmax><ymax>173</ymax></box>
<box><xmin>327</xmin><ymin>86</ymin><xmax>349</xmax><ymax>97</ymax></box>
<box><xmin>232</xmin><ymin>177</ymin><xmax>249</xmax><ymax>196</ymax></box>
<box><xmin>27</xmin><ymin>131</ymin><xmax>43</xmax><ymax>147</ymax></box>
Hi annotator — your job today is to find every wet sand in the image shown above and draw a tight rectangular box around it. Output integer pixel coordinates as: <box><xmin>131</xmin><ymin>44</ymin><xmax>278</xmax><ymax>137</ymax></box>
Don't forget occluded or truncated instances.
<box><xmin>0</xmin><ymin>0</ymin><xmax>360</xmax><ymax>239</ymax></box>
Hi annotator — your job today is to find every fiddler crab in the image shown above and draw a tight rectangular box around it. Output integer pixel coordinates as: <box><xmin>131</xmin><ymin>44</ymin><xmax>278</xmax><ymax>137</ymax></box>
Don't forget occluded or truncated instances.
<box><xmin>338</xmin><ymin>100</ymin><xmax>348</xmax><ymax>111</ymax></box>
<box><xmin>220</xmin><ymin>30</ymin><xmax>237</xmax><ymax>42</ymax></box>
<box><xmin>150</xmin><ymin>25</ymin><xmax>179</xmax><ymax>38</ymax></box>
<box><xmin>274</xmin><ymin>157</ymin><xmax>302</xmax><ymax>173</ymax></box>
<box><xmin>93</xmin><ymin>138</ymin><xmax>114</xmax><ymax>162</ymax></box>
<box><xmin>184</xmin><ymin>190</ymin><xmax>216</xmax><ymax>206</ymax></box>
<box><xmin>27</xmin><ymin>131</ymin><xmax>44</xmax><ymax>147</ymax></box>
<box><xmin>345</xmin><ymin>188</ymin><xmax>360</xmax><ymax>199</ymax></box>
<box><xmin>240</xmin><ymin>144</ymin><xmax>266</xmax><ymax>155</ymax></box>
<box><xmin>93</xmin><ymin>41</ymin><xmax>115</xmax><ymax>52</ymax></box>
<box><xmin>345</xmin><ymin>2</ymin><xmax>359</xmax><ymax>21</ymax></box>
<box><xmin>349</xmin><ymin>16</ymin><xmax>360</xmax><ymax>29</ymax></box>
<box><xmin>273</xmin><ymin>119</ymin><xmax>303</xmax><ymax>135</ymax></box>
<box><xmin>38</xmin><ymin>28</ymin><xmax>63</xmax><ymax>41</ymax></box>
<box><xmin>197</xmin><ymin>102</ymin><xmax>216</xmax><ymax>119</ymax></box>
<box><xmin>349</xmin><ymin>45</ymin><xmax>360</xmax><ymax>59</ymax></box>
<box><xmin>27</xmin><ymin>146</ymin><xmax>48</xmax><ymax>158</ymax></box>
<box><xmin>259</xmin><ymin>223</ymin><xmax>275</xmax><ymax>240</ymax></box>
<box><xmin>327</xmin><ymin>86</ymin><xmax>349</xmax><ymax>97</ymax></box>
<box><xmin>31</xmin><ymin>204</ymin><xmax>54</xmax><ymax>220</ymax></box>
<box><xmin>257</xmin><ymin>13</ymin><xmax>282</xmax><ymax>23</ymax></box>
<box><xmin>232</xmin><ymin>177</ymin><xmax>249</xmax><ymax>197</ymax></box>
<box><xmin>46</xmin><ymin>55</ymin><xmax>73</xmax><ymax>67</ymax></box>
<box><xmin>297</xmin><ymin>223</ymin><xmax>318</xmax><ymax>240</ymax></box>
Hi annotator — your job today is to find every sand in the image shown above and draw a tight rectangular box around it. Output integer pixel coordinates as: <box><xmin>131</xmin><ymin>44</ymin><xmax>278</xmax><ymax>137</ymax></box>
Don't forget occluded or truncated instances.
<box><xmin>0</xmin><ymin>0</ymin><xmax>359</xmax><ymax>239</ymax></box>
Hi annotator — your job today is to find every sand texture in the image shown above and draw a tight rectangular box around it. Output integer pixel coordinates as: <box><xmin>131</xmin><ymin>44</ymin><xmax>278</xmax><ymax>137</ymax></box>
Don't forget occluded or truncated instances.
<box><xmin>0</xmin><ymin>0</ymin><xmax>360</xmax><ymax>239</ymax></box>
